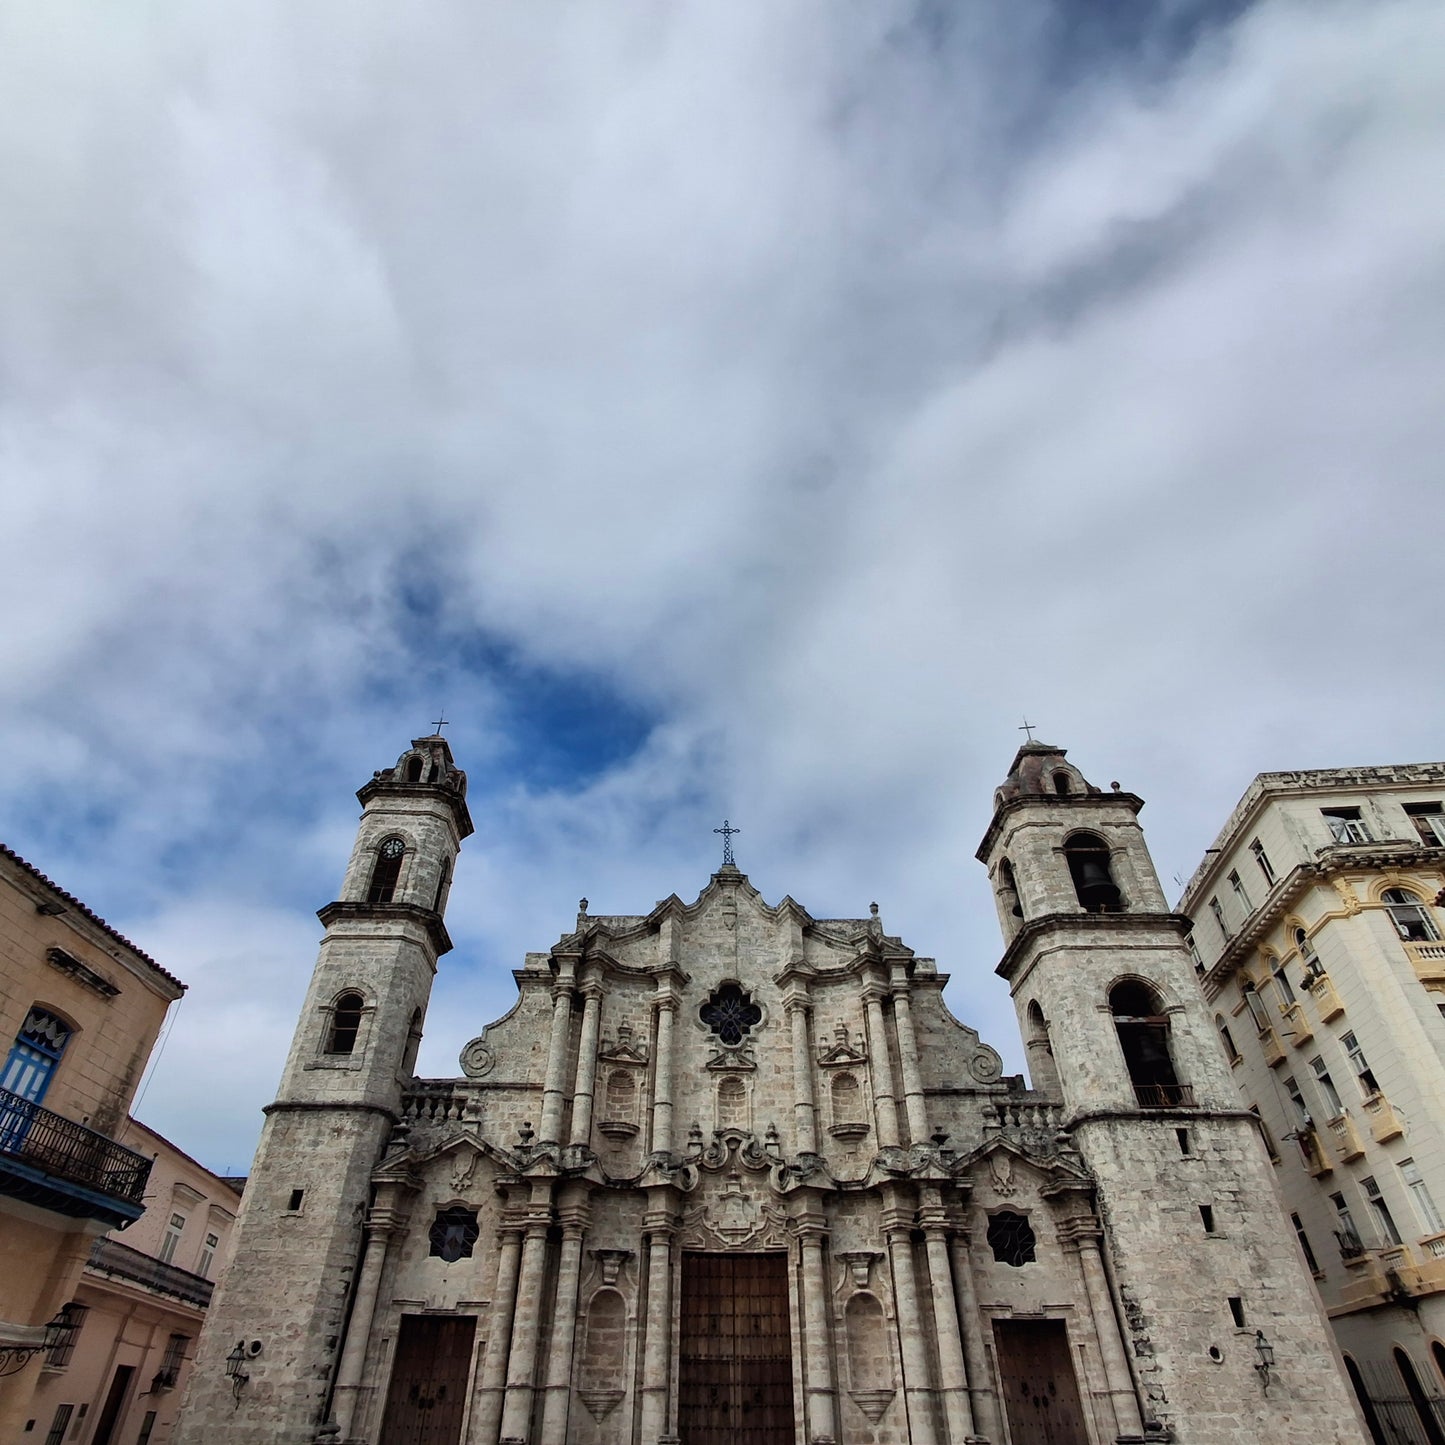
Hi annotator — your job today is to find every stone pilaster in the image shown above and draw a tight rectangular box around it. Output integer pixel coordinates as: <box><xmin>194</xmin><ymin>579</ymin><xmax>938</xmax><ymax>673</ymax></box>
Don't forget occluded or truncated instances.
<box><xmin>947</xmin><ymin>1229</ymin><xmax>1000</xmax><ymax>1443</ymax></box>
<box><xmin>784</xmin><ymin>983</ymin><xmax>820</xmax><ymax>1156</ymax></box>
<box><xmin>648</xmin><ymin>972</ymin><xmax>682</xmax><ymax>1157</ymax></box>
<box><xmin>473</xmin><ymin>1216</ymin><xmax>525</xmax><ymax>1445</ymax></box>
<box><xmin>538</xmin><ymin>964</ymin><xmax>577</xmax><ymax>1146</ymax></box>
<box><xmin>538</xmin><ymin>1189</ymin><xmax>592</xmax><ymax>1445</ymax></box>
<box><xmin>890</xmin><ymin>966</ymin><xmax>930</xmax><ymax>1144</ymax></box>
<box><xmin>1061</xmin><ymin>1216</ymin><xmax>1145</xmax><ymax>1441</ymax></box>
<box><xmin>568</xmin><ymin>974</ymin><xmax>605</xmax><ymax>1149</ymax></box>
<box><xmin>918</xmin><ymin>1188</ymin><xmax>977</xmax><ymax>1443</ymax></box>
<box><xmin>639</xmin><ymin>1199</ymin><xmax>678</xmax><ymax>1445</ymax></box>
<box><xmin>498</xmin><ymin>1188</ymin><xmax>555</xmax><ymax>1443</ymax></box>
<box><xmin>884</xmin><ymin>1199</ymin><xmax>937</xmax><ymax>1445</ymax></box>
<box><xmin>331</xmin><ymin>1197</ymin><xmax>408</xmax><ymax>1440</ymax></box>
<box><xmin>795</xmin><ymin>1207</ymin><xmax>837</xmax><ymax>1445</ymax></box>
<box><xmin>862</xmin><ymin>983</ymin><xmax>901</xmax><ymax>1149</ymax></box>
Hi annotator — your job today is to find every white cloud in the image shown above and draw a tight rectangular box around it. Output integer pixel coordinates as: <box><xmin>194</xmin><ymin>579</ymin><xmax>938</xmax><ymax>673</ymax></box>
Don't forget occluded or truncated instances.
<box><xmin>2</xmin><ymin>0</ymin><xmax>1442</xmax><ymax>1169</ymax></box>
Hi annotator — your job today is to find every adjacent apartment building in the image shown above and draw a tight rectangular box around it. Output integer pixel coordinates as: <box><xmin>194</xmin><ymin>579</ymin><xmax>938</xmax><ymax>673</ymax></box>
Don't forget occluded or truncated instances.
<box><xmin>1179</xmin><ymin>763</ymin><xmax>1445</xmax><ymax>1444</ymax></box>
<box><xmin>0</xmin><ymin>844</ymin><xmax>185</xmax><ymax>1440</ymax></box>
<box><xmin>25</xmin><ymin>1120</ymin><xmax>242</xmax><ymax>1445</ymax></box>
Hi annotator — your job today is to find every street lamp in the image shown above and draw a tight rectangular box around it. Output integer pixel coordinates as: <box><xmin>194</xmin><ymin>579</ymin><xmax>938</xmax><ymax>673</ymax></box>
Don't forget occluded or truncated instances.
<box><xmin>1254</xmin><ymin>1330</ymin><xmax>1276</xmax><ymax>1392</ymax></box>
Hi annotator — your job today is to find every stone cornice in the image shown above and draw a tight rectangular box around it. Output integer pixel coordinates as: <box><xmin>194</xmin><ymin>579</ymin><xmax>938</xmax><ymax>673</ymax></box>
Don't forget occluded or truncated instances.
<box><xmin>976</xmin><ymin>791</ymin><xmax>1145</xmax><ymax>864</ymax></box>
<box><xmin>355</xmin><ymin>777</ymin><xmax>474</xmax><ymax>840</ymax></box>
<box><xmin>317</xmin><ymin>900</ymin><xmax>453</xmax><ymax>957</ymax></box>
<box><xmin>994</xmin><ymin>911</ymin><xmax>1192</xmax><ymax>984</ymax></box>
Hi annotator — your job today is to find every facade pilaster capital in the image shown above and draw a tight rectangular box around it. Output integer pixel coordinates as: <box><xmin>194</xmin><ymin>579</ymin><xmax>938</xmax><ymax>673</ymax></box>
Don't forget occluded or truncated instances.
<box><xmin>652</xmin><ymin>988</ymin><xmax>681</xmax><ymax>1014</ymax></box>
<box><xmin>1055</xmin><ymin>1216</ymin><xmax>1105</xmax><ymax>1251</ymax></box>
<box><xmin>363</xmin><ymin>1206</ymin><xmax>409</xmax><ymax>1240</ymax></box>
<box><xmin>859</xmin><ymin>981</ymin><xmax>890</xmax><ymax>1007</ymax></box>
<box><xmin>917</xmin><ymin>1203</ymin><xmax>952</xmax><ymax>1235</ymax></box>
<box><xmin>881</xmin><ymin>1206</ymin><xmax>916</xmax><ymax>1237</ymax></box>
<box><xmin>782</xmin><ymin>988</ymin><xmax>812</xmax><ymax>1017</ymax></box>
<box><xmin>579</xmin><ymin>973</ymin><xmax>606</xmax><ymax>1003</ymax></box>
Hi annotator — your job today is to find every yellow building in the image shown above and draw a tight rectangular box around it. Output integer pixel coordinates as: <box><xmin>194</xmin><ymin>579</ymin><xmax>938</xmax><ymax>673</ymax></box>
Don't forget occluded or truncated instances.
<box><xmin>0</xmin><ymin>843</ymin><xmax>184</xmax><ymax>1440</ymax></box>
<box><xmin>1180</xmin><ymin>763</ymin><xmax>1445</xmax><ymax>1444</ymax></box>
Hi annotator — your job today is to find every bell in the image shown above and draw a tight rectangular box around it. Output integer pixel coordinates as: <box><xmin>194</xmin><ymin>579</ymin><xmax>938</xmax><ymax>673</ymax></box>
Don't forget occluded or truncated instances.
<box><xmin>1075</xmin><ymin>858</ymin><xmax>1121</xmax><ymax>912</ymax></box>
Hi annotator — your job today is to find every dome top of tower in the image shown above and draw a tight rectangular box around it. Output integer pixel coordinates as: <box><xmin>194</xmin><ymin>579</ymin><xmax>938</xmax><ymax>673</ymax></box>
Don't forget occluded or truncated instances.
<box><xmin>994</xmin><ymin>742</ymin><xmax>1101</xmax><ymax>809</ymax></box>
<box><xmin>357</xmin><ymin>734</ymin><xmax>474</xmax><ymax>838</ymax></box>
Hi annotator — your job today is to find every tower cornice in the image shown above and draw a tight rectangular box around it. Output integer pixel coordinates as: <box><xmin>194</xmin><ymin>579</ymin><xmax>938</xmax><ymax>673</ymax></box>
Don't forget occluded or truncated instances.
<box><xmin>316</xmin><ymin>900</ymin><xmax>454</xmax><ymax>957</ymax></box>
<box><xmin>994</xmin><ymin>910</ymin><xmax>1192</xmax><ymax>985</ymax></box>
<box><xmin>976</xmin><ymin>791</ymin><xmax>1144</xmax><ymax>864</ymax></box>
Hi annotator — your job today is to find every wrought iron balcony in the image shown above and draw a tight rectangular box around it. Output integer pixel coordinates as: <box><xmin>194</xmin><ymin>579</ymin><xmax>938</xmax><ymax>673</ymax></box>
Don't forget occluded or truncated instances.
<box><xmin>0</xmin><ymin>1087</ymin><xmax>150</xmax><ymax>1227</ymax></box>
<box><xmin>1133</xmin><ymin>1082</ymin><xmax>1197</xmax><ymax>1110</ymax></box>
<box><xmin>87</xmin><ymin>1237</ymin><xmax>213</xmax><ymax>1309</ymax></box>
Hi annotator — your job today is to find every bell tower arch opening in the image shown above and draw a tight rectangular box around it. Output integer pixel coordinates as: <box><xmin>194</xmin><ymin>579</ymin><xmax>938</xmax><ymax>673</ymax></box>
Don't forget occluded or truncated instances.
<box><xmin>1063</xmin><ymin>831</ymin><xmax>1122</xmax><ymax>913</ymax></box>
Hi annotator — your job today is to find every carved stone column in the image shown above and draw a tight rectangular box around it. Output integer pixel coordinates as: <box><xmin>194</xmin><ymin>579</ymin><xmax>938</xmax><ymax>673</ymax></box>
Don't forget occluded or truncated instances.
<box><xmin>785</xmin><ymin>985</ymin><xmax>820</xmax><ymax>1156</ymax></box>
<box><xmin>499</xmin><ymin>1192</ymin><xmax>555</xmax><ymax>1442</ymax></box>
<box><xmin>796</xmin><ymin>1208</ymin><xmax>837</xmax><ymax>1445</ymax></box>
<box><xmin>331</xmin><ymin>1204</ymin><xmax>405</xmax><ymax>1439</ymax></box>
<box><xmin>884</xmin><ymin>1200</ymin><xmax>937</xmax><ymax>1445</ymax></box>
<box><xmin>649</xmin><ymin>972</ymin><xmax>682</xmax><ymax>1157</ymax></box>
<box><xmin>539</xmin><ymin>1190</ymin><xmax>592</xmax><ymax>1445</ymax></box>
<box><xmin>947</xmin><ymin>1229</ymin><xmax>1000</xmax><ymax>1443</ymax></box>
<box><xmin>569</xmin><ymin>974</ymin><xmax>605</xmax><ymax>1149</ymax></box>
<box><xmin>1065</xmin><ymin>1218</ymin><xmax>1145</xmax><ymax>1439</ymax></box>
<box><xmin>639</xmin><ymin>1200</ymin><xmax>678</xmax><ymax>1445</ymax></box>
<box><xmin>862</xmin><ymin>984</ymin><xmax>901</xmax><ymax>1149</ymax></box>
<box><xmin>890</xmin><ymin>970</ymin><xmax>930</xmax><ymax>1144</ymax></box>
<box><xmin>539</xmin><ymin>965</ymin><xmax>577</xmax><ymax>1146</ymax></box>
<box><xmin>918</xmin><ymin>1188</ymin><xmax>976</xmax><ymax>1443</ymax></box>
<box><xmin>474</xmin><ymin>1217</ymin><xmax>525</xmax><ymax>1444</ymax></box>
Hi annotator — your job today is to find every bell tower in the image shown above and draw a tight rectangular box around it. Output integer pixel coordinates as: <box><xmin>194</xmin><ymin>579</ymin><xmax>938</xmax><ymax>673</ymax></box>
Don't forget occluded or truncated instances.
<box><xmin>178</xmin><ymin>735</ymin><xmax>472</xmax><ymax>1445</ymax></box>
<box><xmin>977</xmin><ymin>740</ymin><xmax>1368</xmax><ymax>1444</ymax></box>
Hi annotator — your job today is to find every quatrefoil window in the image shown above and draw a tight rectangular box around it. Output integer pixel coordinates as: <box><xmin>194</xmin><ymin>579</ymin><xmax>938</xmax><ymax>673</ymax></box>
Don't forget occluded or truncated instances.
<box><xmin>700</xmin><ymin>984</ymin><xmax>762</xmax><ymax>1046</ymax></box>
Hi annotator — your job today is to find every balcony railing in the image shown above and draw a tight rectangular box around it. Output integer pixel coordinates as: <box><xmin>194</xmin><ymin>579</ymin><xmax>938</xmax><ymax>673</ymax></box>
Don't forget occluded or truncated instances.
<box><xmin>0</xmin><ymin>1087</ymin><xmax>150</xmax><ymax>1207</ymax></box>
<box><xmin>86</xmin><ymin>1237</ymin><xmax>214</xmax><ymax>1309</ymax></box>
<box><xmin>1133</xmin><ymin>1082</ymin><xmax>1197</xmax><ymax>1109</ymax></box>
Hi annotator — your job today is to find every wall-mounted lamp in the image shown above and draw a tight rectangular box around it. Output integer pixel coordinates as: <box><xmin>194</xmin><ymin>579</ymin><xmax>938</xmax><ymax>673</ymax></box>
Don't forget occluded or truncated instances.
<box><xmin>1254</xmin><ymin>1330</ymin><xmax>1276</xmax><ymax>1391</ymax></box>
<box><xmin>225</xmin><ymin>1339</ymin><xmax>261</xmax><ymax>1404</ymax></box>
<box><xmin>0</xmin><ymin>1308</ymin><xmax>80</xmax><ymax>1378</ymax></box>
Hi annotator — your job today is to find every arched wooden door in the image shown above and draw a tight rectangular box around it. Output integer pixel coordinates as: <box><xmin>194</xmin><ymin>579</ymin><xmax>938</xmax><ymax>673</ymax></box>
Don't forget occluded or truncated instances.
<box><xmin>678</xmin><ymin>1252</ymin><xmax>794</xmax><ymax>1445</ymax></box>
<box><xmin>378</xmin><ymin>1314</ymin><xmax>477</xmax><ymax>1445</ymax></box>
<box><xmin>993</xmin><ymin>1318</ymin><xmax>1088</xmax><ymax>1445</ymax></box>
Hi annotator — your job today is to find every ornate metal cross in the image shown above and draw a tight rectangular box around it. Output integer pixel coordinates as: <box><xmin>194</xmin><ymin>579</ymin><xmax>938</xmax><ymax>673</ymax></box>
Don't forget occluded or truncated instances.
<box><xmin>714</xmin><ymin>819</ymin><xmax>740</xmax><ymax>868</ymax></box>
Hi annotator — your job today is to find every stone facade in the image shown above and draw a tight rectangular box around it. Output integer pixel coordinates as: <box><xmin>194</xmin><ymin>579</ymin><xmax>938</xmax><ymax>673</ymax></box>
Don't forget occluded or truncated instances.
<box><xmin>1178</xmin><ymin>762</ymin><xmax>1445</xmax><ymax>1440</ymax></box>
<box><xmin>176</xmin><ymin>737</ymin><xmax>1368</xmax><ymax>1445</ymax></box>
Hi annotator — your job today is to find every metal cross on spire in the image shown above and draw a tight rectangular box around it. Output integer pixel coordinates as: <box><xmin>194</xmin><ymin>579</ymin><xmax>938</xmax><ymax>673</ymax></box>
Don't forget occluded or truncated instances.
<box><xmin>714</xmin><ymin>819</ymin><xmax>741</xmax><ymax>868</ymax></box>
<box><xmin>1018</xmin><ymin>717</ymin><xmax>1038</xmax><ymax>743</ymax></box>
<box><xmin>430</xmin><ymin>712</ymin><xmax>449</xmax><ymax>734</ymax></box>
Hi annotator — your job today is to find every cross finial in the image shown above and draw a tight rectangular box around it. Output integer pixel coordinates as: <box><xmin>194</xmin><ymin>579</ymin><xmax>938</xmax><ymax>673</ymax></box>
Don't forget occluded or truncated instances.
<box><xmin>1018</xmin><ymin>717</ymin><xmax>1038</xmax><ymax>743</ymax></box>
<box><xmin>430</xmin><ymin>711</ymin><xmax>448</xmax><ymax>735</ymax></box>
<box><xmin>714</xmin><ymin>819</ymin><xmax>741</xmax><ymax>868</ymax></box>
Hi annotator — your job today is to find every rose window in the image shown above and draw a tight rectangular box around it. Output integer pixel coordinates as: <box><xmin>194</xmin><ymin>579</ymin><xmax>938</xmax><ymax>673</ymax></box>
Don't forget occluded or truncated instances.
<box><xmin>699</xmin><ymin>984</ymin><xmax>762</xmax><ymax>1046</ymax></box>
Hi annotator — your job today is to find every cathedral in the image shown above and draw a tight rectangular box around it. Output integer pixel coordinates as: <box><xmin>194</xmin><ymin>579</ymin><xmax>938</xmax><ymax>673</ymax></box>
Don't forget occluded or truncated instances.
<box><xmin>175</xmin><ymin>735</ymin><xmax>1369</xmax><ymax>1445</ymax></box>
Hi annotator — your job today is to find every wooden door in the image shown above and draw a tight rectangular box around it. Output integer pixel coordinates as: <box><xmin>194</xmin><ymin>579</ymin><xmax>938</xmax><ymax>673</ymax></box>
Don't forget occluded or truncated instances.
<box><xmin>679</xmin><ymin>1253</ymin><xmax>794</xmax><ymax>1445</ymax></box>
<box><xmin>378</xmin><ymin>1315</ymin><xmax>477</xmax><ymax>1445</ymax></box>
<box><xmin>993</xmin><ymin>1319</ymin><xmax>1088</xmax><ymax>1445</ymax></box>
<box><xmin>90</xmin><ymin>1364</ymin><xmax>135</xmax><ymax>1445</ymax></box>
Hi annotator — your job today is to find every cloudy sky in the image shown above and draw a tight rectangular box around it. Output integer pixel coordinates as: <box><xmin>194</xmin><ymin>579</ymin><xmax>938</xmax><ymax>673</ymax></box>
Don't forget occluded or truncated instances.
<box><xmin>2</xmin><ymin>0</ymin><xmax>1442</xmax><ymax>1174</ymax></box>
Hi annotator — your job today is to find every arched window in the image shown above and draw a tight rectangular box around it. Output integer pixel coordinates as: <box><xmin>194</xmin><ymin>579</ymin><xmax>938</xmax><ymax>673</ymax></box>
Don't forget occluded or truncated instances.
<box><xmin>1216</xmin><ymin>1013</ymin><xmax>1239</xmax><ymax>1062</ymax></box>
<box><xmin>1063</xmin><ymin>833</ymin><xmax>1122</xmax><ymax>913</ymax></box>
<box><xmin>1384</xmin><ymin>888</ymin><xmax>1440</xmax><ymax>942</ymax></box>
<box><xmin>405</xmin><ymin>756</ymin><xmax>423</xmax><ymax>782</ymax></box>
<box><xmin>1395</xmin><ymin>1349</ymin><xmax>1445</xmax><ymax>1445</ymax></box>
<box><xmin>1342</xmin><ymin>1355</ymin><xmax>1388</xmax><ymax>1445</ymax></box>
<box><xmin>402</xmin><ymin>1008</ymin><xmax>424</xmax><ymax>1076</ymax></box>
<box><xmin>1</xmin><ymin>1006</ymin><xmax>73</xmax><ymax>1108</ymax></box>
<box><xmin>1025</xmin><ymin>1000</ymin><xmax>1060</xmax><ymax>1095</ymax></box>
<box><xmin>1433</xmin><ymin>1340</ymin><xmax>1445</xmax><ymax>1389</ymax></box>
<box><xmin>432</xmin><ymin>858</ymin><xmax>452</xmax><ymax>914</ymax></box>
<box><xmin>998</xmin><ymin>859</ymin><xmax>1023</xmax><ymax>920</ymax></box>
<box><xmin>717</xmin><ymin>1076</ymin><xmax>747</xmax><ymax>1130</ymax></box>
<box><xmin>1110</xmin><ymin>981</ymin><xmax>1187</xmax><ymax>1107</ymax></box>
<box><xmin>327</xmin><ymin>992</ymin><xmax>365</xmax><ymax>1055</ymax></box>
<box><xmin>1053</xmin><ymin>771</ymin><xmax>1072</xmax><ymax>796</ymax></box>
<box><xmin>1295</xmin><ymin>927</ymin><xmax>1322</xmax><ymax>977</ymax></box>
<box><xmin>1269</xmin><ymin>955</ymin><xmax>1295</xmax><ymax>1005</ymax></box>
<box><xmin>367</xmin><ymin>837</ymin><xmax>405</xmax><ymax>904</ymax></box>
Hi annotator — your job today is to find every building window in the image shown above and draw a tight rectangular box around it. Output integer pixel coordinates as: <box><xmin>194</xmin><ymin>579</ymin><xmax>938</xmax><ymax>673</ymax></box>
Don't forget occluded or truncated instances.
<box><xmin>1309</xmin><ymin>1056</ymin><xmax>1345</xmax><ymax>1118</ymax></box>
<box><xmin>154</xmin><ymin>1333</ymin><xmax>188</xmax><ymax>1389</ymax></box>
<box><xmin>43</xmin><ymin>1406</ymin><xmax>73</xmax><ymax>1445</ymax></box>
<box><xmin>1110</xmin><ymin>981</ymin><xmax>1189</xmax><ymax>1107</ymax></box>
<box><xmin>367</xmin><ymin>836</ymin><xmax>405</xmax><ymax>904</ymax></box>
<box><xmin>428</xmin><ymin>1207</ymin><xmax>480</xmax><ymax>1263</ymax></box>
<box><xmin>997</xmin><ymin>858</ymin><xmax>1023</xmax><ymax>920</ymax></box>
<box><xmin>1052</xmin><ymin>771</ymin><xmax>1072</xmax><ymax>796</ymax></box>
<box><xmin>1363</xmin><ymin>1176</ymin><xmax>1403</xmax><ymax>1247</ymax></box>
<box><xmin>1404</xmin><ymin>802</ymin><xmax>1445</xmax><ymax>847</ymax></box>
<box><xmin>1283</xmin><ymin>1076</ymin><xmax>1311</xmax><ymax>1131</ymax></box>
<box><xmin>1393</xmin><ymin>1351</ymin><xmax>1445</xmax><ymax>1445</ymax></box>
<box><xmin>1249</xmin><ymin>1104</ymin><xmax>1279</xmax><ymax>1161</ymax></box>
<box><xmin>1331</xmin><ymin>1192</ymin><xmax>1364</xmax><ymax>1257</ymax></box>
<box><xmin>136</xmin><ymin>1413</ymin><xmax>157</xmax><ymax>1445</ymax></box>
<box><xmin>1400</xmin><ymin>1158</ymin><xmax>1445</xmax><ymax>1234</ymax></box>
<box><xmin>1242</xmin><ymin>984</ymin><xmax>1273</xmax><ymax>1035</ymax></box>
<box><xmin>1229</xmin><ymin>869</ymin><xmax>1252</xmax><ymax>917</ymax></box>
<box><xmin>1217</xmin><ymin>1014</ymin><xmax>1240</xmax><ymax>1062</ymax></box>
<box><xmin>1383</xmin><ymin>888</ymin><xmax>1440</xmax><ymax>942</ymax></box>
<box><xmin>1291</xmin><ymin>1213</ymin><xmax>1322</xmax><ymax>1275</ymax></box>
<box><xmin>326</xmin><ymin>992</ymin><xmax>365</xmax><ymax>1055</ymax></box>
<box><xmin>1</xmin><ymin>1006</ymin><xmax>73</xmax><ymax>1109</ymax></box>
<box><xmin>159</xmin><ymin>1212</ymin><xmax>187</xmax><ymax>1265</ymax></box>
<box><xmin>700</xmin><ymin>984</ymin><xmax>762</xmax><ymax>1046</ymax></box>
<box><xmin>1187</xmin><ymin>935</ymin><xmax>1204</xmax><ymax>974</ymax></box>
<box><xmin>1322</xmin><ymin>807</ymin><xmax>1372</xmax><ymax>844</ymax></box>
<box><xmin>1209</xmin><ymin>896</ymin><xmax>1231</xmax><ymax>941</ymax></box>
<box><xmin>986</xmin><ymin>1211</ymin><xmax>1037</xmax><ymax>1267</ymax></box>
<box><xmin>197</xmin><ymin>1231</ymin><xmax>220</xmax><ymax>1279</ymax></box>
<box><xmin>43</xmin><ymin>1302</ymin><xmax>87</xmax><ymax>1368</ymax></box>
<box><xmin>1341</xmin><ymin>1032</ymin><xmax>1380</xmax><ymax>1098</ymax></box>
<box><xmin>1294</xmin><ymin>926</ymin><xmax>1322</xmax><ymax>978</ymax></box>
<box><xmin>1063</xmin><ymin>833</ymin><xmax>1122</xmax><ymax>913</ymax></box>
<box><xmin>1251</xmin><ymin>838</ymin><xmax>1276</xmax><ymax>885</ymax></box>
<box><xmin>1269</xmin><ymin>955</ymin><xmax>1296</xmax><ymax>1006</ymax></box>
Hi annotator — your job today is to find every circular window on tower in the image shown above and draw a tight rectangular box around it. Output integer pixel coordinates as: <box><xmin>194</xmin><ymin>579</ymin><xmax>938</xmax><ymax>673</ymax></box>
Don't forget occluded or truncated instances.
<box><xmin>699</xmin><ymin>983</ymin><xmax>762</xmax><ymax>1046</ymax></box>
